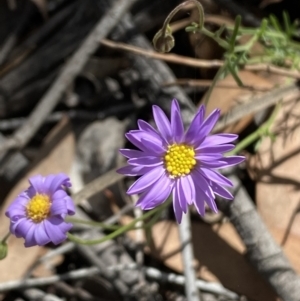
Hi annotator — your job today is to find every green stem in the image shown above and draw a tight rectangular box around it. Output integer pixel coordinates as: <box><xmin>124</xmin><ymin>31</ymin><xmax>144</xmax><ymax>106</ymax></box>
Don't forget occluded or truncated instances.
<box><xmin>228</xmin><ymin>103</ymin><xmax>281</xmax><ymax>156</ymax></box>
<box><xmin>204</xmin><ymin>64</ymin><xmax>226</xmax><ymax>105</ymax></box>
<box><xmin>1</xmin><ymin>232</ymin><xmax>10</xmax><ymax>244</ymax></box>
<box><xmin>67</xmin><ymin>200</ymin><xmax>171</xmax><ymax>245</ymax></box>
<box><xmin>66</xmin><ymin>217</ymin><xmax>120</xmax><ymax>230</ymax></box>
<box><xmin>229</xmin><ymin>16</ymin><xmax>242</xmax><ymax>53</ymax></box>
<box><xmin>200</xmin><ymin>27</ymin><xmax>229</xmax><ymax>49</ymax></box>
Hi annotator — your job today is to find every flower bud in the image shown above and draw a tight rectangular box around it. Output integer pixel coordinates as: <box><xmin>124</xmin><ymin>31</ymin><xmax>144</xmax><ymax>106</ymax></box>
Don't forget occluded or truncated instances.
<box><xmin>153</xmin><ymin>26</ymin><xmax>175</xmax><ymax>53</ymax></box>
<box><xmin>0</xmin><ymin>241</ymin><xmax>8</xmax><ymax>260</ymax></box>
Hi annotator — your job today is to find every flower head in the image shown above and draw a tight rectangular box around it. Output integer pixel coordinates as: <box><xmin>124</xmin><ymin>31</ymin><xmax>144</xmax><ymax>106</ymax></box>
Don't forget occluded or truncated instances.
<box><xmin>5</xmin><ymin>173</ymin><xmax>75</xmax><ymax>247</ymax></box>
<box><xmin>118</xmin><ymin>99</ymin><xmax>245</xmax><ymax>223</ymax></box>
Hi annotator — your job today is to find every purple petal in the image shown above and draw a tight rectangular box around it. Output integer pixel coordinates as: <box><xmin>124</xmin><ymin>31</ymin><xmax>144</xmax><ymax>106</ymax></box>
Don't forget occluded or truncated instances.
<box><xmin>136</xmin><ymin>172</ymin><xmax>173</xmax><ymax>208</ymax></box>
<box><xmin>117</xmin><ymin>165</ymin><xmax>153</xmax><ymax>176</ymax></box>
<box><xmin>201</xmin><ymin>134</ymin><xmax>238</xmax><ymax>147</ymax></box>
<box><xmin>221</xmin><ymin>156</ymin><xmax>245</xmax><ymax>166</ymax></box>
<box><xmin>196</xmin><ymin>144</ymin><xmax>235</xmax><ymax>153</ymax></box>
<box><xmin>24</xmin><ymin>223</ymin><xmax>38</xmax><ymax>247</ymax></box>
<box><xmin>29</xmin><ymin>175</ymin><xmax>45</xmax><ymax>194</ymax></box>
<box><xmin>128</xmin><ymin>156</ymin><xmax>163</xmax><ymax>167</ymax></box>
<box><xmin>205</xmin><ymin>197</ymin><xmax>218</xmax><ymax>213</ymax></box>
<box><xmin>65</xmin><ymin>196</ymin><xmax>76</xmax><ymax>215</ymax></box>
<box><xmin>34</xmin><ymin>223</ymin><xmax>51</xmax><ymax>246</ymax></box>
<box><xmin>199</xmin><ymin>167</ymin><xmax>233</xmax><ymax>187</ymax></box>
<box><xmin>152</xmin><ymin>105</ymin><xmax>172</xmax><ymax>143</ymax></box>
<box><xmin>119</xmin><ymin>149</ymin><xmax>148</xmax><ymax>159</ymax></box>
<box><xmin>44</xmin><ymin>217</ymin><xmax>69</xmax><ymax>245</ymax></box>
<box><xmin>195</xmin><ymin>154</ymin><xmax>223</xmax><ymax>161</ymax></box>
<box><xmin>57</xmin><ymin>221</ymin><xmax>73</xmax><ymax>233</ymax></box>
<box><xmin>52</xmin><ymin>189</ymin><xmax>68</xmax><ymax>200</ymax></box>
<box><xmin>201</xmin><ymin>109</ymin><xmax>221</xmax><ymax>136</ymax></box>
<box><xmin>137</xmin><ymin>119</ymin><xmax>163</xmax><ymax>141</ymax></box>
<box><xmin>5</xmin><ymin>197</ymin><xmax>28</xmax><ymax>219</ymax></box>
<box><xmin>193</xmin><ymin>185</ymin><xmax>206</xmax><ymax>216</ymax></box>
<box><xmin>176</xmin><ymin>179</ymin><xmax>188</xmax><ymax>213</ymax></box>
<box><xmin>51</xmin><ymin>190</ymin><xmax>75</xmax><ymax>216</ymax></box>
<box><xmin>211</xmin><ymin>182</ymin><xmax>233</xmax><ymax>200</ymax></box>
<box><xmin>10</xmin><ymin>218</ymin><xmax>30</xmax><ymax>237</ymax></box>
<box><xmin>192</xmin><ymin>174</ymin><xmax>218</xmax><ymax>213</ymax></box>
<box><xmin>173</xmin><ymin>188</ymin><xmax>183</xmax><ymax>223</ymax></box>
<box><xmin>126</xmin><ymin>132</ymin><xmax>165</xmax><ymax>155</ymax></box>
<box><xmin>51</xmin><ymin>198</ymin><xmax>68</xmax><ymax>217</ymax></box>
<box><xmin>200</xmin><ymin>156</ymin><xmax>245</xmax><ymax>168</ymax></box>
<box><xmin>128</xmin><ymin>130</ymin><xmax>163</xmax><ymax>147</ymax></box>
<box><xmin>192</xmin><ymin>170</ymin><xmax>215</xmax><ymax>200</ymax></box>
<box><xmin>141</xmin><ymin>138</ymin><xmax>165</xmax><ymax>155</ymax></box>
<box><xmin>47</xmin><ymin>173</ymin><xmax>71</xmax><ymax>195</ymax></box>
<box><xmin>185</xmin><ymin>105</ymin><xmax>205</xmax><ymax>144</ymax></box>
<box><xmin>26</xmin><ymin>186</ymin><xmax>36</xmax><ymax>198</ymax></box>
<box><xmin>43</xmin><ymin>174</ymin><xmax>56</xmax><ymax>193</ymax></box>
<box><xmin>199</xmin><ymin>159</ymin><xmax>231</xmax><ymax>168</ymax></box>
<box><xmin>170</xmin><ymin>99</ymin><xmax>184</xmax><ymax>143</ymax></box>
<box><xmin>6</xmin><ymin>207</ymin><xmax>25</xmax><ymax>220</ymax></box>
<box><xmin>193</xmin><ymin>109</ymin><xmax>221</xmax><ymax>147</ymax></box>
<box><xmin>127</xmin><ymin>166</ymin><xmax>165</xmax><ymax>195</ymax></box>
<box><xmin>141</xmin><ymin>180</ymin><xmax>173</xmax><ymax>210</ymax></box>
<box><xmin>180</xmin><ymin>175</ymin><xmax>195</xmax><ymax>206</ymax></box>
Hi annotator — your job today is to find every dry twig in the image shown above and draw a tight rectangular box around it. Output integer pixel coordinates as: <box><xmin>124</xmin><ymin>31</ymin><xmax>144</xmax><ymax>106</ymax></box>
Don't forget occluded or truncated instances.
<box><xmin>163</xmin><ymin>78</ymin><xmax>273</xmax><ymax>91</ymax></box>
<box><xmin>101</xmin><ymin>39</ymin><xmax>300</xmax><ymax>79</ymax></box>
<box><xmin>179</xmin><ymin>212</ymin><xmax>202</xmax><ymax>301</ymax></box>
<box><xmin>214</xmin><ymin>83</ymin><xmax>300</xmax><ymax>132</ymax></box>
<box><xmin>0</xmin><ymin>264</ymin><xmax>239</xmax><ymax>299</ymax></box>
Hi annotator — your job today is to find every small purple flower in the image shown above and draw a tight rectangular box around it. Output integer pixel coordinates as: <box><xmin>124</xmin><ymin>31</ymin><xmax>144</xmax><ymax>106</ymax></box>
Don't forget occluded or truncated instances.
<box><xmin>5</xmin><ymin>173</ymin><xmax>75</xmax><ymax>247</ymax></box>
<box><xmin>118</xmin><ymin>99</ymin><xmax>245</xmax><ymax>223</ymax></box>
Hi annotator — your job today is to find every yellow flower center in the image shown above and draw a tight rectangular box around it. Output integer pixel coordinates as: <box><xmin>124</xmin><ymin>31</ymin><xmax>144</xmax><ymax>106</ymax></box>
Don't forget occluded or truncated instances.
<box><xmin>164</xmin><ymin>144</ymin><xmax>196</xmax><ymax>178</ymax></box>
<box><xmin>26</xmin><ymin>194</ymin><xmax>51</xmax><ymax>223</ymax></box>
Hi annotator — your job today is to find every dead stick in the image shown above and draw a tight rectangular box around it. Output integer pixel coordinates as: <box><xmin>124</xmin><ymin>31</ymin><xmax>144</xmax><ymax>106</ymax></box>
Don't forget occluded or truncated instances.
<box><xmin>100</xmin><ymin>39</ymin><xmax>300</xmax><ymax>79</ymax></box>
<box><xmin>0</xmin><ymin>0</ymin><xmax>139</xmax><ymax>155</ymax></box>
<box><xmin>214</xmin><ymin>83</ymin><xmax>300</xmax><ymax>132</ymax></box>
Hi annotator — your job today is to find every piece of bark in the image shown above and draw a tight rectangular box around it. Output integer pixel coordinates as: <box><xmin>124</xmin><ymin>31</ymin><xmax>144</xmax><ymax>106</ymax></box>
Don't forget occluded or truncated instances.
<box><xmin>217</xmin><ymin>174</ymin><xmax>300</xmax><ymax>301</ymax></box>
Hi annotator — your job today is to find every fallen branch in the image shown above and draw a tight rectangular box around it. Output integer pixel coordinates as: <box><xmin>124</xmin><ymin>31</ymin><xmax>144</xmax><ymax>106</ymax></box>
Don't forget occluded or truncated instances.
<box><xmin>217</xmin><ymin>175</ymin><xmax>300</xmax><ymax>301</ymax></box>
<box><xmin>0</xmin><ymin>264</ymin><xmax>239</xmax><ymax>299</ymax></box>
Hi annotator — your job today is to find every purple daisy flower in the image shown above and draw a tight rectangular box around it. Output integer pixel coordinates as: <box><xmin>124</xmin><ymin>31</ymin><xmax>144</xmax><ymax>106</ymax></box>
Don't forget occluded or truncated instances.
<box><xmin>118</xmin><ymin>99</ymin><xmax>245</xmax><ymax>223</ymax></box>
<box><xmin>5</xmin><ymin>173</ymin><xmax>75</xmax><ymax>247</ymax></box>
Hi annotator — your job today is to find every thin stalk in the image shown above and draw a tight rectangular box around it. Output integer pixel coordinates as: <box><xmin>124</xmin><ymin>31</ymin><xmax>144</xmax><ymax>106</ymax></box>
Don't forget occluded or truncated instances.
<box><xmin>228</xmin><ymin>103</ymin><xmax>281</xmax><ymax>155</ymax></box>
<box><xmin>1</xmin><ymin>232</ymin><xmax>10</xmax><ymax>244</ymax></box>
<box><xmin>67</xmin><ymin>200</ymin><xmax>171</xmax><ymax>245</ymax></box>
<box><xmin>66</xmin><ymin>217</ymin><xmax>120</xmax><ymax>230</ymax></box>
